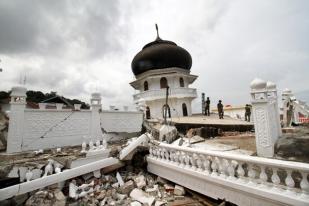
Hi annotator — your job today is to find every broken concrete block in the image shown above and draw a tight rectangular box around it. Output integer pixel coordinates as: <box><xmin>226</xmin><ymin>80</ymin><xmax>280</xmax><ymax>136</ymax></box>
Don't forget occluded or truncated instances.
<box><xmin>118</xmin><ymin>180</ymin><xmax>135</xmax><ymax>194</ymax></box>
<box><xmin>174</xmin><ymin>185</ymin><xmax>185</xmax><ymax>196</ymax></box>
<box><xmin>156</xmin><ymin>176</ymin><xmax>168</xmax><ymax>185</ymax></box>
<box><xmin>159</xmin><ymin>125</ymin><xmax>177</xmax><ymax>143</ymax></box>
<box><xmin>130</xmin><ymin>201</ymin><xmax>142</xmax><ymax>206</ymax></box>
<box><xmin>19</xmin><ymin>167</ymin><xmax>27</xmax><ymax>182</ymax></box>
<box><xmin>32</xmin><ymin>169</ymin><xmax>42</xmax><ymax>180</ymax></box>
<box><xmin>7</xmin><ymin>167</ymin><xmax>19</xmax><ymax>178</ymax></box>
<box><xmin>86</xmin><ymin>148</ymin><xmax>110</xmax><ymax>158</ymax></box>
<box><xmin>116</xmin><ymin>193</ymin><xmax>127</xmax><ymax>200</ymax></box>
<box><xmin>130</xmin><ymin>188</ymin><xmax>155</xmax><ymax>206</ymax></box>
<box><xmin>135</xmin><ymin>175</ymin><xmax>146</xmax><ymax>189</ymax></box>
<box><xmin>145</xmin><ymin>184</ymin><xmax>159</xmax><ymax>196</ymax></box>
<box><xmin>155</xmin><ymin>200</ymin><xmax>167</xmax><ymax>206</ymax></box>
<box><xmin>164</xmin><ymin>184</ymin><xmax>174</xmax><ymax>193</ymax></box>
<box><xmin>93</xmin><ymin>170</ymin><xmax>101</xmax><ymax>178</ymax></box>
<box><xmin>82</xmin><ymin>172</ymin><xmax>94</xmax><ymax>181</ymax></box>
<box><xmin>116</xmin><ymin>172</ymin><xmax>124</xmax><ymax>186</ymax></box>
<box><xmin>119</xmin><ymin>133</ymin><xmax>150</xmax><ymax>160</ymax></box>
<box><xmin>97</xmin><ymin>190</ymin><xmax>106</xmax><ymax>201</ymax></box>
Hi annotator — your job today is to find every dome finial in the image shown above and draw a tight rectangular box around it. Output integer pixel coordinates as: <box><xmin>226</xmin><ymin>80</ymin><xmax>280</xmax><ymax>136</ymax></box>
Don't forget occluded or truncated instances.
<box><xmin>155</xmin><ymin>23</ymin><xmax>160</xmax><ymax>40</ymax></box>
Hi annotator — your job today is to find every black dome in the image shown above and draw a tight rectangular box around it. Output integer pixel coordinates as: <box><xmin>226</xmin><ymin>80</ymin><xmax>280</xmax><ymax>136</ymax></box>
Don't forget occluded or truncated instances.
<box><xmin>131</xmin><ymin>37</ymin><xmax>192</xmax><ymax>76</ymax></box>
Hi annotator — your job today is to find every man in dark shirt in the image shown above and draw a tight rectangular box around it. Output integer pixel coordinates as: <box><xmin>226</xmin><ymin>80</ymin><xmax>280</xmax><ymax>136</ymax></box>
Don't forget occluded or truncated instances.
<box><xmin>205</xmin><ymin>97</ymin><xmax>210</xmax><ymax>116</ymax></box>
<box><xmin>217</xmin><ymin>100</ymin><xmax>224</xmax><ymax>119</ymax></box>
<box><xmin>245</xmin><ymin>104</ymin><xmax>251</xmax><ymax>122</ymax></box>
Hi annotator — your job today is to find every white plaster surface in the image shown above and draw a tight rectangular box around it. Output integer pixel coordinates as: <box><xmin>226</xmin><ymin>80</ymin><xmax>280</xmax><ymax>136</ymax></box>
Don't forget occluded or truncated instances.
<box><xmin>119</xmin><ymin>133</ymin><xmax>149</xmax><ymax>160</ymax></box>
<box><xmin>100</xmin><ymin>110</ymin><xmax>143</xmax><ymax>133</ymax></box>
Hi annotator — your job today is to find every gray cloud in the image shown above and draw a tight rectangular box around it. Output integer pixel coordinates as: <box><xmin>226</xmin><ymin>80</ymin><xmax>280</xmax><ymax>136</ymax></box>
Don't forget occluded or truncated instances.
<box><xmin>0</xmin><ymin>0</ymin><xmax>125</xmax><ymax>58</ymax></box>
<box><xmin>0</xmin><ymin>0</ymin><xmax>308</xmax><ymax>111</ymax></box>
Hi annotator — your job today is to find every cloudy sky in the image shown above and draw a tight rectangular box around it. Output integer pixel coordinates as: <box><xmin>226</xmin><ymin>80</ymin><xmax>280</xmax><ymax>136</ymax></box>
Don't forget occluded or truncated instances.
<box><xmin>0</xmin><ymin>0</ymin><xmax>308</xmax><ymax>111</ymax></box>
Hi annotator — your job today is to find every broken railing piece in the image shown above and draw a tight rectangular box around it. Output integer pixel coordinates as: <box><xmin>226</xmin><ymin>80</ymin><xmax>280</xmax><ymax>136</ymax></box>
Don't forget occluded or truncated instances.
<box><xmin>148</xmin><ymin>143</ymin><xmax>309</xmax><ymax>205</ymax></box>
<box><xmin>119</xmin><ymin>133</ymin><xmax>151</xmax><ymax>160</ymax></box>
<box><xmin>81</xmin><ymin>138</ymin><xmax>108</xmax><ymax>154</ymax></box>
<box><xmin>0</xmin><ymin>157</ymin><xmax>119</xmax><ymax>201</ymax></box>
<box><xmin>69</xmin><ymin>179</ymin><xmax>95</xmax><ymax>199</ymax></box>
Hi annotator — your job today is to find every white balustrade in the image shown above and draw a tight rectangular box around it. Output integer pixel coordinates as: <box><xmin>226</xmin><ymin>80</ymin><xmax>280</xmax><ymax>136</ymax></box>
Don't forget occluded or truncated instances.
<box><xmin>148</xmin><ymin>143</ymin><xmax>309</xmax><ymax>199</ymax></box>
<box><xmin>133</xmin><ymin>88</ymin><xmax>197</xmax><ymax>101</ymax></box>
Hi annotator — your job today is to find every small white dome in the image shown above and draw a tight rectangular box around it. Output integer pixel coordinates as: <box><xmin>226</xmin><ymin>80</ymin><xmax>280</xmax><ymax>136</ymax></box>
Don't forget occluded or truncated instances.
<box><xmin>283</xmin><ymin>88</ymin><xmax>292</xmax><ymax>94</ymax></box>
<box><xmin>250</xmin><ymin>78</ymin><xmax>267</xmax><ymax>90</ymax></box>
<box><xmin>11</xmin><ymin>86</ymin><xmax>27</xmax><ymax>97</ymax></box>
<box><xmin>266</xmin><ymin>81</ymin><xmax>276</xmax><ymax>90</ymax></box>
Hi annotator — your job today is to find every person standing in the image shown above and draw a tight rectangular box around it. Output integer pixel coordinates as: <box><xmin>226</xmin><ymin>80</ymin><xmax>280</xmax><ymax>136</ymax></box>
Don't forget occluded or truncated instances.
<box><xmin>205</xmin><ymin>97</ymin><xmax>210</xmax><ymax>116</ymax></box>
<box><xmin>217</xmin><ymin>100</ymin><xmax>224</xmax><ymax>119</ymax></box>
<box><xmin>245</xmin><ymin>104</ymin><xmax>251</xmax><ymax>122</ymax></box>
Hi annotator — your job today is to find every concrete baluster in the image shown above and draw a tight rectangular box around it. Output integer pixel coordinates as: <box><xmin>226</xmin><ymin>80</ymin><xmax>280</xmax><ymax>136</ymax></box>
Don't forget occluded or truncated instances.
<box><xmin>203</xmin><ymin>156</ymin><xmax>211</xmax><ymax>175</ymax></box>
<box><xmin>149</xmin><ymin>147</ymin><xmax>153</xmax><ymax>158</ymax></box>
<box><xmin>168</xmin><ymin>150</ymin><xmax>174</xmax><ymax>163</ymax></box>
<box><xmin>218</xmin><ymin>158</ymin><xmax>227</xmax><ymax>178</ymax></box>
<box><xmin>179</xmin><ymin>152</ymin><xmax>185</xmax><ymax>168</ymax></box>
<box><xmin>227</xmin><ymin>159</ymin><xmax>236</xmax><ymax>181</ymax></box>
<box><xmin>271</xmin><ymin>167</ymin><xmax>281</xmax><ymax>191</ymax></box>
<box><xmin>284</xmin><ymin>169</ymin><xmax>295</xmax><ymax>194</ymax></box>
<box><xmin>248</xmin><ymin>163</ymin><xmax>257</xmax><ymax>185</ymax></box>
<box><xmin>160</xmin><ymin>148</ymin><xmax>165</xmax><ymax>160</ymax></box>
<box><xmin>300</xmin><ymin>172</ymin><xmax>309</xmax><ymax>198</ymax></box>
<box><xmin>210</xmin><ymin>157</ymin><xmax>218</xmax><ymax>176</ymax></box>
<box><xmin>184</xmin><ymin>152</ymin><xmax>190</xmax><ymax>169</ymax></box>
<box><xmin>259</xmin><ymin>165</ymin><xmax>268</xmax><ymax>187</ymax></box>
<box><xmin>190</xmin><ymin>153</ymin><xmax>198</xmax><ymax>170</ymax></box>
<box><xmin>196</xmin><ymin>154</ymin><xmax>203</xmax><ymax>172</ymax></box>
<box><xmin>164</xmin><ymin>148</ymin><xmax>170</xmax><ymax>161</ymax></box>
<box><xmin>175</xmin><ymin>151</ymin><xmax>181</xmax><ymax>165</ymax></box>
<box><xmin>237</xmin><ymin>161</ymin><xmax>246</xmax><ymax>183</ymax></box>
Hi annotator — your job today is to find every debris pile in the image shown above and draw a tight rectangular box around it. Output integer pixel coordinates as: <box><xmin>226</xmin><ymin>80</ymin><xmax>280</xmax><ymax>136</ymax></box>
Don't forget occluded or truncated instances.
<box><xmin>65</xmin><ymin>167</ymin><xmax>189</xmax><ymax>206</ymax></box>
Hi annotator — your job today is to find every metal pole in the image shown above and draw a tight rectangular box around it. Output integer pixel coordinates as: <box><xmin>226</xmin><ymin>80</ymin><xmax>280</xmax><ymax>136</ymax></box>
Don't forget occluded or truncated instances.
<box><xmin>164</xmin><ymin>86</ymin><xmax>169</xmax><ymax>125</ymax></box>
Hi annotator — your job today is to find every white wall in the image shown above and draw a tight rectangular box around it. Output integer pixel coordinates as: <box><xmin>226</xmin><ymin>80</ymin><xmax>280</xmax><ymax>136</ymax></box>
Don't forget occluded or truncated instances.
<box><xmin>100</xmin><ymin>110</ymin><xmax>143</xmax><ymax>133</ymax></box>
<box><xmin>7</xmin><ymin>107</ymin><xmax>143</xmax><ymax>153</ymax></box>
<box><xmin>146</xmin><ymin>98</ymin><xmax>192</xmax><ymax>119</ymax></box>
<box><xmin>21</xmin><ymin>110</ymin><xmax>92</xmax><ymax>150</ymax></box>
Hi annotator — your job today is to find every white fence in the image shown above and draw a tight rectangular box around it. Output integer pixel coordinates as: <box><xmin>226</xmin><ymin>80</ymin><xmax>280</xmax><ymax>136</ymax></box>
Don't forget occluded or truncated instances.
<box><xmin>148</xmin><ymin>143</ymin><xmax>309</xmax><ymax>206</ymax></box>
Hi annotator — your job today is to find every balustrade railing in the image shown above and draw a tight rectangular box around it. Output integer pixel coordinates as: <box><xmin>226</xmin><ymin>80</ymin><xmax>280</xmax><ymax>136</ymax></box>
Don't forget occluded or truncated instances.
<box><xmin>149</xmin><ymin>142</ymin><xmax>309</xmax><ymax>198</ymax></box>
<box><xmin>133</xmin><ymin>88</ymin><xmax>197</xmax><ymax>101</ymax></box>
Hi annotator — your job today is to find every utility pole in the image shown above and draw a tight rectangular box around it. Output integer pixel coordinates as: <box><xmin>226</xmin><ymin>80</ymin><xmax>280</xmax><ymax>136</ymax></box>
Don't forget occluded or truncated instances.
<box><xmin>0</xmin><ymin>59</ymin><xmax>3</xmax><ymax>72</ymax></box>
<box><xmin>163</xmin><ymin>86</ymin><xmax>169</xmax><ymax>125</ymax></box>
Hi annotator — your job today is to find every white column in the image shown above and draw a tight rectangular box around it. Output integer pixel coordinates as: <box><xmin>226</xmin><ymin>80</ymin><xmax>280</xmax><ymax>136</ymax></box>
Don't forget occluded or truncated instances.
<box><xmin>250</xmin><ymin>78</ymin><xmax>278</xmax><ymax>157</ymax></box>
<box><xmin>266</xmin><ymin>81</ymin><xmax>282</xmax><ymax>139</ymax></box>
<box><xmin>7</xmin><ymin>86</ymin><xmax>27</xmax><ymax>153</ymax></box>
<box><xmin>90</xmin><ymin>93</ymin><xmax>102</xmax><ymax>140</ymax></box>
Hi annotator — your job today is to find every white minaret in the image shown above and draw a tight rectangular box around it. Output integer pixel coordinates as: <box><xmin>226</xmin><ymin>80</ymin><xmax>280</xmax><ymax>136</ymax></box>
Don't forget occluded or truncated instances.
<box><xmin>130</xmin><ymin>25</ymin><xmax>198</xmax><ymax>120</ymax></box>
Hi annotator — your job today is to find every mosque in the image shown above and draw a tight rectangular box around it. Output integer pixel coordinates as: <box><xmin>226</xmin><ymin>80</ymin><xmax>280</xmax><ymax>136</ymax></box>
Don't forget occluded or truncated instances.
<box><xmin>130</xmin><ymin>26</ymin><xmax>198</xmax><ymax>119</ymax></box>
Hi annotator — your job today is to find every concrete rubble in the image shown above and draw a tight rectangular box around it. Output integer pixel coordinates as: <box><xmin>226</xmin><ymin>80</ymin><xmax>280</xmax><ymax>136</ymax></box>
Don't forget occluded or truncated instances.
<box><xmin>0</xmin><ymin>133</ymin><xmax>215</xmax><ymax>206</ymax></box>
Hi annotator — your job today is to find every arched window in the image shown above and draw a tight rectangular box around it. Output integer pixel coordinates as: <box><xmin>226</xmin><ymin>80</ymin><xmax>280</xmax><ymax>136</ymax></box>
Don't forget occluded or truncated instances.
<box><xmin>160</xmin><ymin>77</ymin><xmax>168</xmax><ymax>89</ymax></box>
<box><xmin>182</xmin><ymin>103</ymin><xmax>188</xmax><ymax>116</ymax></box>
<box><xmin>146</xmin><ymin>106</ymin><xmax>151</xmax><ymax>119</ymax></box>
<box><xmin>162</xmin><ymin>104</ymin><xmax>171</xmax><ymax>119</ymax></box>
<box><xmin>179</xmin><ymin>77</ymin><xmax>184</xmax><ymax>87</ymax></box>
<box><xmin>144</xmin><ymin>81</ymin><xmax>148</xmax><ymax>91</ymax></box>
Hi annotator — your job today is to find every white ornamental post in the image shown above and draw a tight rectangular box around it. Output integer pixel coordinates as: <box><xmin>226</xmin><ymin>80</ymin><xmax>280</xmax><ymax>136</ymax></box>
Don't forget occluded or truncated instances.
<box><xmin>282</xmin><ymin>88</ymin><xmax>293</xmax><ymax>127</ymax></box>
<box><xmin>90</xmin><ymin>93</ymin><xmax>102</xmax><ymax>141</ymax></box>
<box><xmin>7</xmin><ymin>86</ymin><xmax>27</xmax><ymax>153</ymax></box>
<box><xmin>266</xmin><ymin>81</ymin><xmax>282</xmax><ymax>140</ymax></box>
<box><xmin>250</xmin><ymin>78</ymin><xmax>277</xmax><ymax>157</ymax></box>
